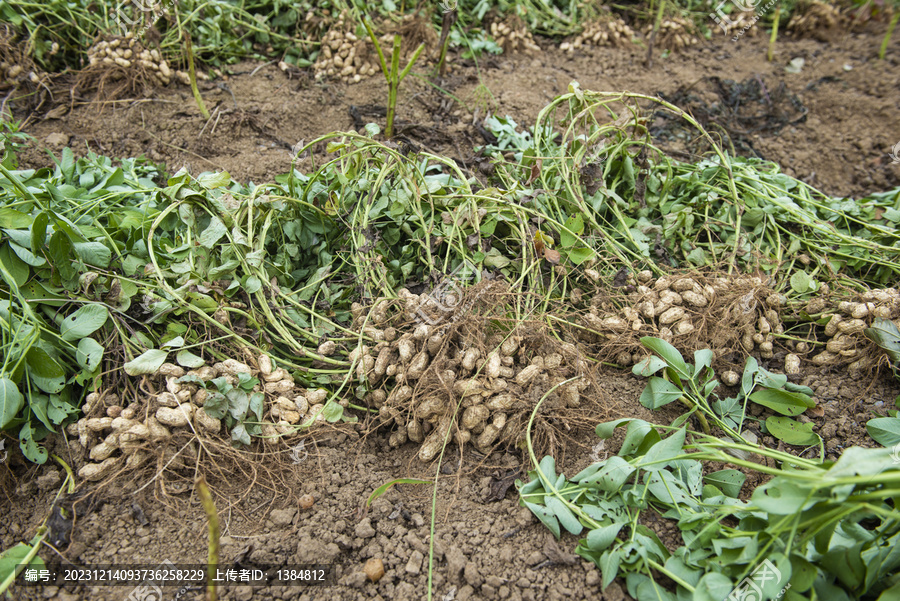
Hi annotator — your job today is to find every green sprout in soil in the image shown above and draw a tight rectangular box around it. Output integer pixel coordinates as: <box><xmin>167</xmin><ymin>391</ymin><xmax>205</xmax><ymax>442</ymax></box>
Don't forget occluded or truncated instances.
<box><xmin>363</xmin><ymin>18</ymin><xmax>425</xmax><ymax>138</ymax></box>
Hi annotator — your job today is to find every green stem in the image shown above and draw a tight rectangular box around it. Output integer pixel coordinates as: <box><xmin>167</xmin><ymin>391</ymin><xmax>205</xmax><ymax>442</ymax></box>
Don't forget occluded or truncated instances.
<box><xmin>880</xmin><ymin>10</ymin><xmax>899</xmax><ymax>60</ymax></box>
<box><xmin>184</xmin><ymin>32</ymin><xmax>210</xmax><ymax>120</ymax></box>
<box><xmin>768</xmin><ymin>8</ymin><xmax>781</xmax><ymax>62</ymax></box>
<box><xmin>196</xmin><ymin>476</ymin><xmax>219</xmax><ymax>601</ymax></box>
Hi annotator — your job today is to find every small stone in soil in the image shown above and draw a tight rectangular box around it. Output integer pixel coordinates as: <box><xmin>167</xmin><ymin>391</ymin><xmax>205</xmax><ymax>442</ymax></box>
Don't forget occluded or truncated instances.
<box><xmin>354</xmin><ymin>518</ymin><xmax>376</xmax><ymax>538</ymax></box>
<box><xmin>405</xmin><ymin>550</ymin><xmax>424</xmax><ymax>575</ymax></box>
<box><xmin>364</xmin><ymin>557</ymin><xmax>385</xmax><ymax>582</ymax></box>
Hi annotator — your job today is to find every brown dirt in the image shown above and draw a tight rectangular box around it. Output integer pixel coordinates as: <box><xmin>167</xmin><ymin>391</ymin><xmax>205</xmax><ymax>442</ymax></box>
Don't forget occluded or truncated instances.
<box><xmin>3</xmin><ymin>26</ymin><xmax>900</xmax><ymax>601</ymax></box>
<box><xmin>3</xmin><ymin>365</ymin><xmax>899</xmax><ymax>601</ymax></box>
<box><xmin>13</xmin><ymin>28</ymin><xmax>900</xmax><ymax>198</ymax></box>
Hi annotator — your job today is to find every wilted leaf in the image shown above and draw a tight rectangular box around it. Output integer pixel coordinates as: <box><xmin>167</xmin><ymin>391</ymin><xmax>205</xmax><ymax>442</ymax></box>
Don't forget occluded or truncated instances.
<box><xmin>543</xmin><ymin>247</ymin><xmax>561</xmax><ymax>264</ymax></box>
<box><xmin>123</xmin><ymin>349</ymin><xmax>169</xmax><ymax>376</ymax></box>
<box><xmin>176</xmin><ymin>350</ymin><xmax>205</xmax><ymax>368</ymax></box>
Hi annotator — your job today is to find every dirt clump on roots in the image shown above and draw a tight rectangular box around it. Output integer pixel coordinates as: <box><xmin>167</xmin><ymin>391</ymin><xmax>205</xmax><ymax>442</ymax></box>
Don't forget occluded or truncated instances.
<box><xmin>74</xmin><ymin>34</ymin><xmax>179</xmax><ymax>103</ymax></box>
<box><xmin>555</xmin><ymin>267</ymin><xmax>900</xmax><ymax>377</ymax></box>
<box><xmin>0</xmin><ymin>25</ymin><xmax>53</xmax><ymax>114</ymax></box>
<box><xmin>351</xmin><ymin>281</ymin><xmax>621</xmax><ymax>466</ymax></box>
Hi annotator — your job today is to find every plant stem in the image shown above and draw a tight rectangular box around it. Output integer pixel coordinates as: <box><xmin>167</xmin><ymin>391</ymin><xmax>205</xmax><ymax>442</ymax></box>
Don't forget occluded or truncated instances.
<box><xmin>435</xmin><ymin>8</ymin><xmax>457</xmax><ymax>77</ymax></box>
<box><xmin>768</xmin><ymin>8</ymin><xmax>781</xmax><ymax>62</ymax></box>
<box><xmin>0</xmin><ymin>528</ymin><xmax>47</xmax><ymax>595</ymax></box>
<box><xmin>646</xmin><ymin>0</ymin><xmax>666</xmax><ymax>67</ymax></box>
<box><xmin>880</xmin><ymin>10</ymin><xmax>899</xmax><ymax>59</ymax></box>
<box><xmin>196</xmin><ymin>476</ymin><xmax>219</xmax><ymax>601</ymax></box>
<box><xmin>387</xmin><ymin>35</ymin><xmax>401</xmax><ymax>138</ymax></box>
<box><xmin>184</xmin><ymin>32</ymin><xmax>210</xmax><ymax>120</ymax></box>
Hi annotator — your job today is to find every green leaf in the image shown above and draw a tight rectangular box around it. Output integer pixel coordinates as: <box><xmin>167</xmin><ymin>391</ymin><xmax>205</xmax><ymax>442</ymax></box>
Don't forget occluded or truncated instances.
<box><xmin>231</xmin><ymin>422</ymin><xmax>251</xmax><ymax>446</ymax></box>
<box><xmin>244</xmin><ymin>275</ymin><xmax>262</xmax><ymax>294</ymax></box>
<box><xmin>630</xmin><ymin>572</ymin><xmax>678</xmax><ymax>601</ymax></box>
<box><xmin>9</xmin><ymin>242</ymin><xmax>46</xmax><ymax>267</ymax></box>
<box><xmin>693</xmin><ymin>573</ymin><xmax>733</xmax><ymax>601</ymax></box>
<box><xmin>199</xmin><ymin>215</ymin><xmax>228</xmax><ymax>248</ymax></box>
<box><xmin>249</xmin><ymin>391</ymin><xmax>265</xmax><ymax>422</ymax></box>
<box><xmin>196</xmin><ymin>171</ymin><xmax>231</xmax><ymax>189</ymax></box>
<box><xmin>560</xmin><ymin>213</ymin><xmax>584</xmax><ymax>247</ymax></box>
<box><xmin>741</xmin><ymin>356</ymin><xmax>760</xmax><ymax>398</ymax></box>
<box><xmin>579</xmin><ymin>456</ymin><xmax>635</xmax><ymax>492</ymax></box>
<box><xmin>123</xmin><ymin>349</ymin><xmax>169</xmax><ymax>376</ymax></box>
<box><xmin>639</xmin><ymin>376</ymin><xmax>684</xmax><ymax>410</ymax></box>
<box><xmin>703</xmin><ymin>469</ymin><xmax>745</xmax><ymax>498</ymax></box>
<box><xmin>203</xmin><ymin>394</ymin><xmax>228</xmax><ymax>420</ymax></box>
<box><xmin>622</xmin><ymin>420</ymin><xmax>661</xmax><ymax>457</ymax></box>
<box><xmin>865</xmin><ymin>318</ymin><xmax>900</xmax><ymax>362</ymax></box>
<box><xmin>25</xmin><ymin>347</ymin><xmax>65</xmax><ymax>393</ymax></box>
<box><xmin>31</xmin><ymin>211</ymin><xmax>48</xmax><ymax>254</ymax></box>
<box><xmin>600</xmin><ymin>549</ymin><xmax>621</xmax><ymax>590</ymax></box>
<box><xmin>322</xmin><ymin>398</ymin><xmax>344</xmax><ymax>423</ymax></box>
<box><xmin>366</xmin><ymin>478</ymin><xmax>429</xmax><ymax>507</ymax></box>
<box><xmin>0</xmin><ymin>542</ymin><xmax>45</xmax><ymax>585</ymax></box>
<box><xmin>546</xmin><ymin>496</ymin><xmax>583</xmax><ymax>535</ymax></box>
<box><xmin>176</xmin><ymin>350</ymin><xmax>205</xmax><ymax>368</ymax></box>
<box><xmin>162</xmin><ymin>336</ymin><xmax>185</xmax><ymax>348</ymax></box>
<box><xmin>639</xmin><ymin>428</ymin><xmax>686</xmax><ymax>471</ymax></box>
<box><xmin>0</xmin><ymin>208</ymin><xmax>33</xmax><ymax>228</ymax></box>
<box><xmin>30</xmin><ymin>394</ymin><xmax>54</xmax><ymax>432</ymax></box>
<box><xmin>227</xmin><ymin>389</ymin><xmax>250</xmax><ymax>420</ymax></box>
<box><xmin>640</xmin><ymin>337</ymin><xmax>690</xmax><ymax>379</ymax></box>
<box><xmin>483</xmin><ymin>247</ymin><xmax>511</xmax><ymax>268</ymax></box>
<box><xmin>751</xmin><ymin>478</ymin><xmax>819</xmax><ymax>514</ymax></box>
<box><xmin>693</xmin><ymin>349</ymin><xmax>713</xmax><ymax>376</ymax></box>
<box><xmin>766</xmin><ymin>416</ymin><xmax>821</xmax><ymax>446</ymax></box>
<box><xmin>866</xmin><ymin>417</ymin><xmax>900</xmax><ymax>447</ymax></box>
<box><xmin>0</xmin><ymin>243</ymin><xmax>29</xmax><ymax>286</ymax></box>
<box><xmin>876</xmin><ymin>582</ymin><xmax>900</xmax><ymax>601</ymax></box>
<box><xmin>72</xmin><ymin>241</ymin><xmax>111</xmax><ymax>268</ymax></box>
<box><xmin>566</xmin><ymin>247</ymin><xmax>594</xmax><ymax>265</ymax></box>
<box><xmin>646</xmin><ymin>470</ymin><xmax>695</xmax><ymax>506</ymax></box>
<box><xmin>586</xmin><ymin>523</ymin><xmax>623</xmax><ymax>552</ymax></box>
<box><xmin>790</xmin><ymin>270</ymin><xmax>811</xmax><ymax>293</ymax></box>
<box><xmin>523</xmin><ymin>500</ymin><xmax>561</xmax><ymax>538</ymax></box>
<box><xmin>19</xmin><ymin>422</ymin><xmax>48</xmax><ymax>463</ymax></box>
<box><xmin>790</xmin><ymin>554</ymin><xmax>817</xmax><ymax>593</ymax></box>
<box><xmin>750</xmin><ymin>388</ymin><xmax>815</xmax><ymax>416</ymax></box>
<box><xmin>76</xmin><ymin>338</ymin><xmax>104</xmax><ymax>372</ymax></box>
<box><xmin>0</xmin><ymin>377</ymin><xmax>25</xmax><ymax>429</ymax></box>
<box><xmin>632</xmin><ymin>356</ymin><xmax>669</xmax><ymax>377</ymax></box>
<box><xmin>59</xmin><ymin>304</ymin><xmax>109</xmax><ymax>341</ymax></box>
<box><xmin>596</xmin><ymin>417</ymin><xmax>641</xmax><ymax>439</ymax></box>
<box><xmin>25</xmin><ymin>347</ymin><xmax>64</xmax><ymax>380</ymax></box>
